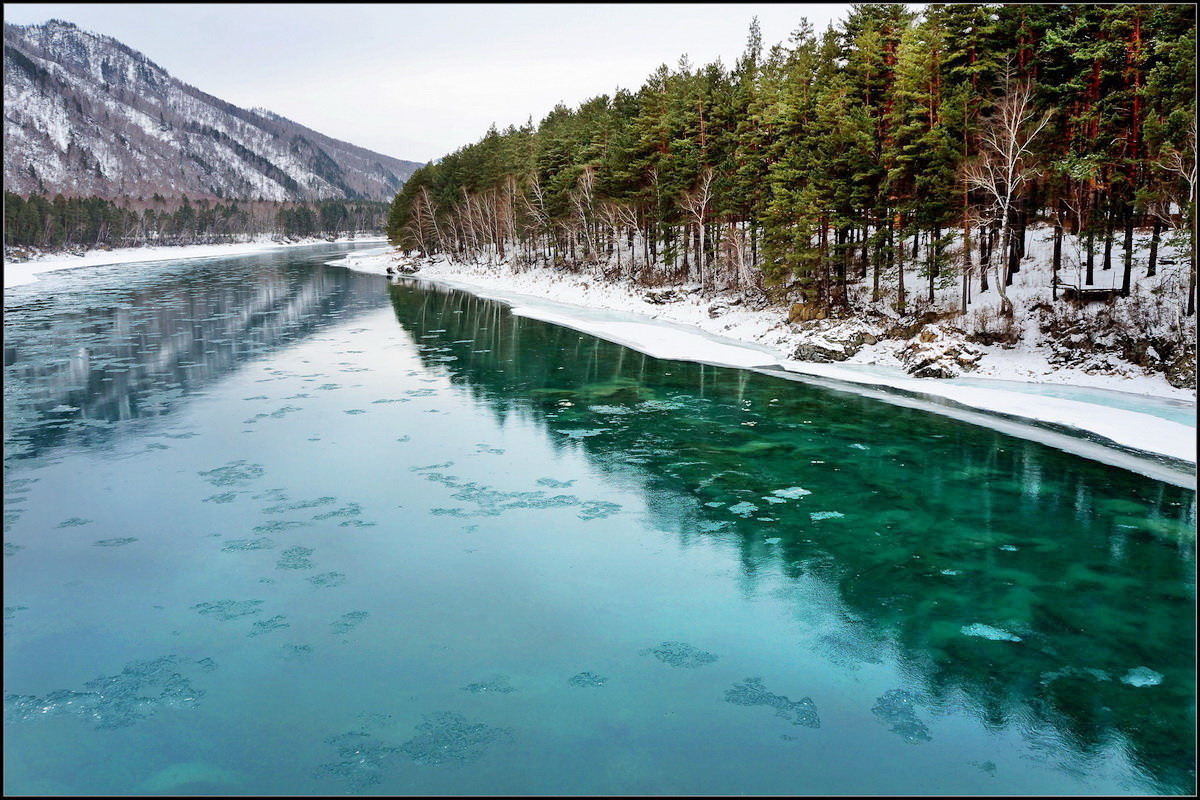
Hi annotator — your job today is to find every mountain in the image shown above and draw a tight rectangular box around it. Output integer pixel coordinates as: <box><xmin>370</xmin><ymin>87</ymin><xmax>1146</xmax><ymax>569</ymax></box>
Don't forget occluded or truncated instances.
<box><xmin>3</xmin><ymin>19</ymin><xmax>422</xmax><ymax>202</ymax></box>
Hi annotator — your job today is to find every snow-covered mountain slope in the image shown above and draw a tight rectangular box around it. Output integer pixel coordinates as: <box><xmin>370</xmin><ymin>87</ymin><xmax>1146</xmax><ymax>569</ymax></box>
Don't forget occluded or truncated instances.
<box><xmin>3</xmin><ymin>19</ymin><xmax>422</xmax><ymax>201</ymax></box>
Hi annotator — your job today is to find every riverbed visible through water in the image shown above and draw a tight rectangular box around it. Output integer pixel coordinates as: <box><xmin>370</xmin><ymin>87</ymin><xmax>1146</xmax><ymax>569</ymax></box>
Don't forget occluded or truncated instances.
<box><xmin>3</xmin><ymin>243</ymin><xmax>1195</xmax><ymax>795</ymax></box>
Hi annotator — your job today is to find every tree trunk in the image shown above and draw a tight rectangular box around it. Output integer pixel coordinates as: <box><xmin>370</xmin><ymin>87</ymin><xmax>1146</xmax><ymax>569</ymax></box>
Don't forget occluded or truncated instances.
<box><xmin>1051</xmin><ymin>217</ymin><xmax>1062</xmax><ymax>298</ymax></box>
<box><xmin>979</xmin><ymin>225</ymin><xmax>991</xmax><ymax>293</ymax></box>
<box><xmin>928</xmin><ymin>225</ymin><xmax>939</xmax><ymax>303</ymax></box>
<box><xmin>1147</xmin><ymin>216</ymin><xmax>1160</xmax><ymax>277</ymax></box>
<box><xmin>1010</xmin><ymin>198</ymin><xmax>1023</xmax><ymax>272</ymax></box>
<box><xmin>1085</xmin><ymin>228</ymin><xmax>1095</xmax><ymax>286</ymax></box>
<box><xmin>1102</xmin><ymin>202</ymin><xmax>1114</xmax><ymax>270</ymax></box>
<box><xmin>1004</xmin><ymin>224</ymin><xmax>1018</xmax><ymax>287</ymax></box>
<box><xmin>1120</xmin><ymin>203</ymin><xmax>1134</xmax><ymax>297</ymax></box>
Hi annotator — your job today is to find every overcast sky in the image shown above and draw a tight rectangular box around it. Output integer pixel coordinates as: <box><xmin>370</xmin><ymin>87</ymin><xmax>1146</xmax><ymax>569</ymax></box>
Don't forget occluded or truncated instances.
<box><xmin>6</xmin><ymin>3</ymin><xmax>886</xmax><ymax>163</ymax></box>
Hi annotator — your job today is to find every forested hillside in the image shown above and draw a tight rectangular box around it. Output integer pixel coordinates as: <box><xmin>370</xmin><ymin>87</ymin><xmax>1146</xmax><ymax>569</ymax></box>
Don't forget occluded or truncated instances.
<box><xmin>4</xmin><ymin>192</ymin><xmax>388</xmax><ymax>251</ymax></box>
<box><xmin>387</xmin><ymin>4</ymin><xmax>1196</xmax><ymax>328</ymax></box>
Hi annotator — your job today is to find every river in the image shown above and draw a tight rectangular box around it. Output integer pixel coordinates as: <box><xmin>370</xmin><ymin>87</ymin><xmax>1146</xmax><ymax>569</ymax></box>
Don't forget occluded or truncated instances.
<box><xmin>3</xmin><ymin>243</ymin><xmax>1195</xmax><ymax>794</ymax></box>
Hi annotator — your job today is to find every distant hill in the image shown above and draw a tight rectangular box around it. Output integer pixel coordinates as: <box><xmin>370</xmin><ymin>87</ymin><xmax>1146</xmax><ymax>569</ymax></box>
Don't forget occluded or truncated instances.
<box><xmin>3</xmin><ymin>19</ymin><xmax>422</xmax><ymax>201</ymax></box>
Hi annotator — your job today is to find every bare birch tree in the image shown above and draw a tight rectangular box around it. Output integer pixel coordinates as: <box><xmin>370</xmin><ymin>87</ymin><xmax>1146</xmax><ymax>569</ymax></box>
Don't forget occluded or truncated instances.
<box><xmin>679</xmin><ymin>166</ymin><xmax>716</xmax><ymax>287</ymax></box>
<box><xmin>962</xmin><ymin>64</ymin><xmax>1052</xmax><ymax>317</ymax></box>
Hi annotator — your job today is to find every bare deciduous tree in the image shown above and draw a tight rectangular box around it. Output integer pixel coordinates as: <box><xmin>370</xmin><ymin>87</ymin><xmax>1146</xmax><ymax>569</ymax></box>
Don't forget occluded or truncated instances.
<box><xmin>679</xmin><ymin>166</ymin><xmax>716</xmax><ymax>286</ymax></box>
<box><xmin>962</xmin><ymin>64</ymin><xmax>1052</xmax><ymax>317</ymax></box>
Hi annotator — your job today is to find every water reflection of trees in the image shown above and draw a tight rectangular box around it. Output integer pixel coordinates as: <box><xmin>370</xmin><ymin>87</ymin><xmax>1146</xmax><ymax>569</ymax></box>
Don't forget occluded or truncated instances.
<box><xmin>3</xmin><ymin>250</ymin><xmax>387</xmax><ymax>461</ymax></box>
<box><xmin>389</xmin><ymin>279</ymin><xmax>1196</xmax><ymax>793</ymax></box>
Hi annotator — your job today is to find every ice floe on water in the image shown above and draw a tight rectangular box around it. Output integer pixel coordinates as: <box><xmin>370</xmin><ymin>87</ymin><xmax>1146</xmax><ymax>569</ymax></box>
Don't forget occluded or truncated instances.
<box><xmin>191</xmin><ymin>600</ymin><xmax>264</xmax><ymax>620</ymax></box>
<box><xmin>93</xmin><ymin>537</ymin><xmax>138</xmax><ymax>547</ymax></box>
<box><xmin>318</xmin><ymin>731</ymin><xmax>400</xmax><ymax>787</ymax></box>
<box><xmin>809</xmin><ymin>511</ymin><xmax>844</xmax><ymax>521</ymax></box>
<box><xmin>567</xmin><ymin>672</ymin><xmax>608</xmax><ymax>688</ymax></box>
<box><xmin>771</xmin><ymin>487</ymin><xmax>812</xmax><ymax>500</ymax></box>
<box><xmin>399</xmin><ymin>712</ymin><xmax>513</xmax><ymax>767</ymax></box>
<box><xmin>536</xmin><ymin>477</ymin><xmax>576</xmax><ymax>488</ymax></box>
<box><xmin>4</xmin><ymin>655</ymin><xmax>210</xmax><ymax>729</ymax></box>
<box><xmin>330</xmin><ymin>611</ymin><xmax>368</xmax><ymax>635</ymax></box>
<box><xmin>248</xmin><ymin>615</ymin><xmax>290</xmax><ymax>636</ymax></box>
<box><xmin>727</xmin><ymin>502</ymin><xmax>758</xmax><ymax>518</ymax></box>
<box><xmin>199</xmin><ymin>460</ymin><xmax>265</xmax><ymax>487</ymax></box>
<box><xmin>308</xmin><ymin>572</ymin><xmax>347</xmax><ymax>589</ymax></box>
<box><xmin>221</xmin><ymin>537</ymin><xmax>276</xmax><ymax>552</ymax></box>
<box><xmin>640</xmin><ymin>641</ymin><xmax>719</xmax><ymax>668</ymax></box>
<box><xmin>871</xmin><ymin>689</ymin><xmax>931</xmax><ymax>743</ymax></box>
<box><xmin>961</xmin><ymin>623</ymin><xmax>1022</xmax><ymax>642</ymax></box>
<box><xmin>724</xmin><ymin>677</ymin><xmax>820</xmax><ymax>729</ymax></box>
<box><xmin>1121</xmin><ymin>667</ymin><xmax>1164</xmax><ymax>687</ymax></box>
<box><xmin>462</xmin><ymin>675</ymin><xmax>517</xmax><ymax>694</ymax></box>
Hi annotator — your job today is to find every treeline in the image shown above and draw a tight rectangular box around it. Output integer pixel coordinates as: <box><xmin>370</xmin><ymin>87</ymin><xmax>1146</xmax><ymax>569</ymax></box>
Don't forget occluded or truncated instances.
<box><xmin>4</xmin><ymin>191</ymin><xmax>389</xmax><ymax>249</ymax></box>
<box><xmin>388</xmin><ymin>4</ymin><xmax>1197</xmax><ymax>316</ymax></box>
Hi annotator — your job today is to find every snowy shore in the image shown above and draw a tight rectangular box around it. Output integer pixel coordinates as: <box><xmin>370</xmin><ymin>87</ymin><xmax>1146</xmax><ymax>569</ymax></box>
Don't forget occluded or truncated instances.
<box><xmin>329</xmin><ymin>247</ymin><xmax>1196</xmax><ymax>482</ymax></box>
<box><xmin>3</xmin><ymin>235</ymin><xmax>388</xmax><ymax>289</ymax></box>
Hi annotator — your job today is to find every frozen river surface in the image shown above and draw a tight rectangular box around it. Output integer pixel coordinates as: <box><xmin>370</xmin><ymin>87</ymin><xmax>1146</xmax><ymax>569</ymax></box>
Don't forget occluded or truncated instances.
<box><xmin>3</xmin><ymin>244</ymin><xmax>1195</xmax><ymax>795</ymax></box>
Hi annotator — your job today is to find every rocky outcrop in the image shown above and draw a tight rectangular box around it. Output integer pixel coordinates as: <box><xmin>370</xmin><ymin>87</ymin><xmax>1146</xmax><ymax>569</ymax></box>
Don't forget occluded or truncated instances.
<box><xmin>898</xmin><ymin>324</ymin><xmax>982</xmax><ymax>379</ymax></box>
<box><xmin>789</xmin><ymin>318</ymin><xmax>883</xmax><ymax>363</ymax></box>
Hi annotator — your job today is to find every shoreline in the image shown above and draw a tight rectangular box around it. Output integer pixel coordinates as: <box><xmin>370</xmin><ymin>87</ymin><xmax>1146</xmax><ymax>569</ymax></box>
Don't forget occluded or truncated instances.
<box><xmin>3</xmin><ymin>235</ymin><xmax>388</xmax><ymax>289</ymax></box>
<box><xmin>329</xmin><ymin>248</ymin><xmax>1196</xmax><ymax>482</ymax></box>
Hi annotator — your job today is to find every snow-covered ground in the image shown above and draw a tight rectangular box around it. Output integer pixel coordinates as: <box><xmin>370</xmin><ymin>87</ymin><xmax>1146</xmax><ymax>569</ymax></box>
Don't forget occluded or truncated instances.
<box><xmin>3</xmin><ymin>235</ymin><xmax>387</xmax><ymax>289</ymax></box>
<box><xmin>328</xmin><ymin>245</ymin><xmax>1196</xmax><ymax>484</ymax></box>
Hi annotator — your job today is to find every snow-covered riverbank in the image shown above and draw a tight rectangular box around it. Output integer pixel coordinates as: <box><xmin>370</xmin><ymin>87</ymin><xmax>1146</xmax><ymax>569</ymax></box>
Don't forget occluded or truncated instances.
<box><xmin>3</xmin><ymin>235</ymin><xmax>387</xmax><ymax>289</ymax></box>
<box><xmin>330</xmin><ymin>247</ymin><xmax>1196</xmax><ymax>480</ymax></box>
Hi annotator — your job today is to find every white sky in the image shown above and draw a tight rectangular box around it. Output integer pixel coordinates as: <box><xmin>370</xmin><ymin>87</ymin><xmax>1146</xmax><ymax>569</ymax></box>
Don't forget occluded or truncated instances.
<box><xmin>6</xmin><ymin>3</ymin><xmax>880</xmax><ymax>163</ymax></box>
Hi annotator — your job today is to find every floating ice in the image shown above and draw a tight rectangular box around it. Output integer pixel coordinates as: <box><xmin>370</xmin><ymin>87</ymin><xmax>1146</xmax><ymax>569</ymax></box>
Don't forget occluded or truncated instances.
<box><xmin>724</xmin><ymin>677</ymin><xmax>820</xmax><ymax>728</ymax></box>
<box><xmin>764</xmin><ymin>537</ymin><xmax>782</xmax><ymax>544</ymax></box>
<box><xmin>319</xmin><ymin>731</ymin><xmax>400</xmax><ymax>787</ymax></box>
<box><xmin>961</xmin><ymin>623</ymin><xmax>1022</xmax><ymax>642</ymax></box>
<box><xmin>191</xmin><ymin>600</ymin><xmax>264</xmax><ymax>620</ymax></box>
<box><xmin>771</xmin><ymin>487</ymin><xmax>812</xmax><ymax>500</ymax></box>
<box><xmin>220</xmin><ymin>537</ymin><xmax>276</xmax><ymax>552</ymax></box>
<box><xmin>248</xmin><ymin>615</ymin><xmax>290</xmax><ymax>636</ymax></box>
<box><xmin>399</xmin><ymin>711</ymin><xmax>512</xmax><ymax>766</ymax></box>
<box><xmin>462</xmin><ymin>675</ymin><xmax>517</xmax><ymax>694</ymax></box>
<box><xmin>809</xmin><ymin>511</ymin><xmax>844</xmax><ymax>521</ymax></box>
<box><xmin>871</xmin><ymin>689</ymin><xmax>931</xmax><ymax>743</ymax></box>
<box><xmin>309</xmin><ymin>572</ymin><xmax>347</xmax><ymax>588</ymax></box>
<box><xmin>536</xmin><ymin>478</ymin><xmax>576</xmax><ymax>489</ymax></box>
<box><xmin>199</xmin><ymin>460</ymin><xmax>265</xmax><ymax>487</ymax></box>
<box><xmin>253</xmin><ymin>520</ymin><xmax>310</xmax><ymax>533</ymax></box>
<box><xmin>728</xmin><ymin>502</ymin><xmax>758</xmax><ymax>518</ymax></box>
<box><xmin>331</xmin><ymin>611</ymin><xmax>368</xmax><ymax>634</ymax></box>
<box><xmin>557</xmin><ymin>428</ymin><xmax>609</xmax><ymax>439</ymax></box>
<box><xmin>568</xmin><ymin>672</ymin><xmax>608</xmax><ymax>688</ymax></box>
<box><xmin>1121</xmin><ymin>667</ymin><xmax>1163</xmax><ymax>687</ymax></box>
<box><xmin>579</xmin><ymin>501</ymin><xmax>622</xmax><ymax>521</ymax></box>
<box><xmin>283</xmin><ymin>644</ymin><xmax>314</xmax><ymax>660</ymax></box>
<box><xmin>640</xmin><ymin>641</ymin><xmax>719</xmax><ymax>668</ymax></box>
<box><xmin>4</xmin><ymin>655</ymin><xmax>209</xmax><ymax>729</ymax></box>
<box><xmin>263</xmin><ymin>497</ymin><xmax>336</xmax><ymax>514</ymax></box>
<box><xmin>849</xmin><ymin>443</ymin><xmax>870</xmax><ymax>450</ymax></box>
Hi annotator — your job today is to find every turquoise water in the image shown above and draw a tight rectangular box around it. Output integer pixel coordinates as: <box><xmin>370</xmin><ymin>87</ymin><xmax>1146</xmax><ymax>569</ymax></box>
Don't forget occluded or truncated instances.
<box><xmin>3</xmin><ymin>246</ymin><xmax>1195</xmax><ymax>795</ymax></box>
